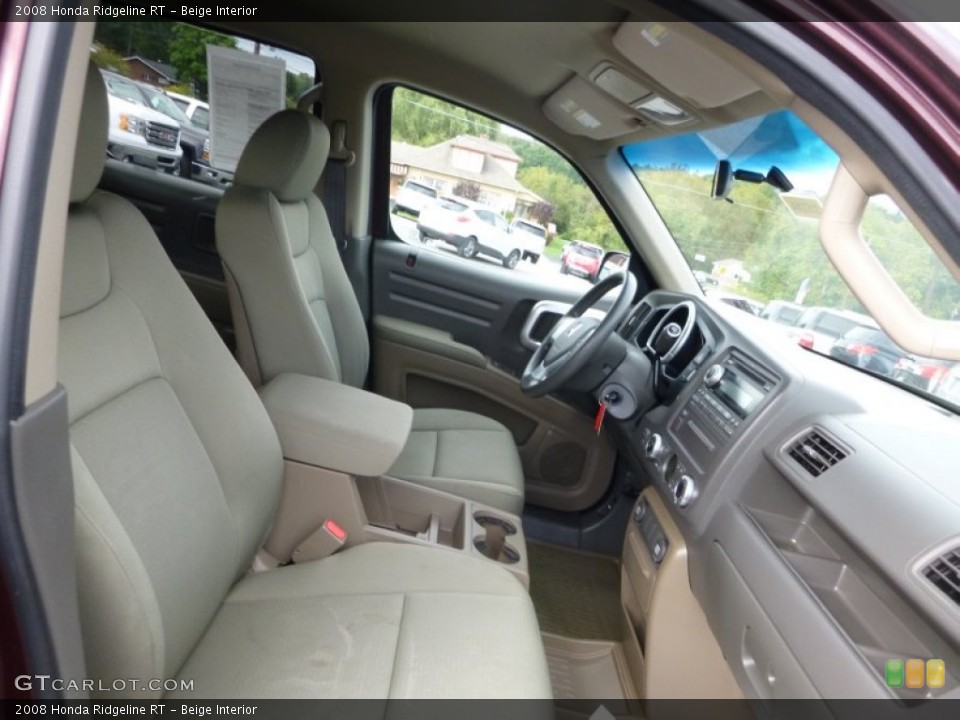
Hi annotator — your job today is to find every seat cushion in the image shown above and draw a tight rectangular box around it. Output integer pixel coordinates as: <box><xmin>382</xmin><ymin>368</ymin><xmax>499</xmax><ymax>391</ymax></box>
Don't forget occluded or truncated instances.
<box><xmin>171</xmin><ymin>543</ymin><xmax>551</xmax><ymax>698</ymax></box>
<box><xmin>389</xmin><ymin>409</ymin><xmax>525</xmax><ymax>515</ymax></box>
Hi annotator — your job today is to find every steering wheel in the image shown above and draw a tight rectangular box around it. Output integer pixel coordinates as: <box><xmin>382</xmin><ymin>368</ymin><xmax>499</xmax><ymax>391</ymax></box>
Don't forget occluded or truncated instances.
<box><xmin>520</xmin><ymin>272</ymin><xmax>638</xmax><ymax>398</ymax></box>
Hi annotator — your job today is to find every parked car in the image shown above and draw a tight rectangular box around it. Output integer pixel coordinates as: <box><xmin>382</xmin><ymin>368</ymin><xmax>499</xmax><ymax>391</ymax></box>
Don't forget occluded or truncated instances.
<box><xmin>761</xmin><ymin>300</ymin><xmax>805</xmax><ymax>326</ymax></box>
<box><xmin>789</xmin><ymin>307</ymin><xmax>876</xmax><ymax>353</ymax></box>
<box><xmin>136</xmin><ymin>83</ymin><xmax>210</xmax><ymax>182</ymax></box>
<box><xmin>560</xmin><ymin>240</ymin><xmax>604</xmax><ymax>281</ymax></box>
<box><xmin>393</xmin><ymin>179</ymin><xmax>438</xmax><ymax>216</ymax></box>
<box><xmin>99</xmin><ymin>70</ymin><xmax>182</xmax><ymax>174</ymax></box>
<box><xmin>135</xmin><ymin>83</ymin><xmax>234</xmax><ymax>187</ymax></box>
<box><xmin>693</xmin><ymin>269</ymin><xmax>719</xmax><ymax>289</ymax></box>
<box><xmin>828</xmin><ymin>325</ymin><xmax>911</xmax><ymax>375</ymax></box>
<box><xmin>417</xmin><ymin>196</ymin><xmax>525</xmax><ymax>268</ymax></box>
<box><xmin>934</xmin><ymin>363</ymin><xmax>960</xmax><ymax>407</ymax></box>
<box><xmin>891</xmin><ymin>356</ymin><xmax>954</xmax><ymax>393</ymax></box>
<box><xmin>509</xmin><ymin>219</ymin><xmax>547</xmax><ymax>263</ymax></box>
<box><xmin>166</xmin><ymin>90</ymin><xmax>211</xmax><ymax>131</ymax></box>
<box><xmin>705</xmin><ymin>289</ymin><xmax>765</xmax><ymax>316</ymax></box>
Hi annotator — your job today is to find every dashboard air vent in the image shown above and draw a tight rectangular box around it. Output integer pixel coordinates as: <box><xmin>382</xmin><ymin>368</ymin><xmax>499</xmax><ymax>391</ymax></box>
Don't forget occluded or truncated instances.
<box><xmin>787</xmin><ymin>430</ymin><xmax>847</xmax><ymax>477</ymax></box>
<box><xmin>923</xmin><ymin>550</ymin><xmax>960</xmax><ymax>608</ymax></box>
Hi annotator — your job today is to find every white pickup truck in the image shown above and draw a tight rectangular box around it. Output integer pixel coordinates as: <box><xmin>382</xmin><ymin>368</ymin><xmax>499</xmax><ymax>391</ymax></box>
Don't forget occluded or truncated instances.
<box><xmin>100</xmin><ymin>70</ymin><xmax>182</xmax><ymax>174</ymax></box>
<box><xmin>509</xmin><ymin>219</ymin><xmax>547</xmax><ymax>263</ymax></box>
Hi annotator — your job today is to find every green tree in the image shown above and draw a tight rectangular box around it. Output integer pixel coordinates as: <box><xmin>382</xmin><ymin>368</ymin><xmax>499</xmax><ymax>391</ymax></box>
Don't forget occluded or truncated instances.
<box><xmin>90</xmin><ymin>45</ymin><xmax>128</xmax><ymax>75</ymax></box>
<box><xmin>504</xmin><ymin>136</ymin><xmax>579</xmax><ymax>182</ymax></box>
<box><xmin>285</xmin><ymin>71</ymin><xmax>315</xmax><ymax>108</ymax></box>
<box><xmin>392</xmin><ymin>88</ymin><xmax>500</xmax><ymax>146</ymax></box>
<box><xmin>168</xmin><ymin>25</ymin><xmax>237</xmax><ymax>100</ymax></box>
<box><xmin>94</xmin><ymin>21</ymin><xmax>176</xmax><ymax>61</ymax></box>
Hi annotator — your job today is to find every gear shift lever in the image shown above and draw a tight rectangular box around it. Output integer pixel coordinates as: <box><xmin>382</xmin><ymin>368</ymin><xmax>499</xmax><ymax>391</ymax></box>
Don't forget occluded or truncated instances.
<box><xmin>483</xmin><ymin>523</ymin><xmax>507</xmax><ymax>561</ymax></box>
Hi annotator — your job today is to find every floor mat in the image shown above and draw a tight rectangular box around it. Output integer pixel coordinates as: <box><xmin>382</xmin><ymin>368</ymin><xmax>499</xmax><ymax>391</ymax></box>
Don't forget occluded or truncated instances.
<box><xmin>543</xmin><ymin>633</ymin><xmax>638</xmax><ymax>701</ymax></box>
<box><xmin>527</xmin><ymin>541</ymin><xmax>621</xmax><ymax>641</ymax></box>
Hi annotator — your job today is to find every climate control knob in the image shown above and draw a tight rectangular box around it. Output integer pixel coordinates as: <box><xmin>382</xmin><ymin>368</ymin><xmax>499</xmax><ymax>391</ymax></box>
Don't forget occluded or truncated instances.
<box><xmin>645</xmin><ymin>432</ymin><xmax>664</xmax><ymax>460</ymax></box>
<box><xmin>673</xmin><ymin>474</ymin><xmax>699</xmax><ymax>508</ymax></box>
<box><xmin>703</xmin><ymin>364</ymin><xmax>725</xmax><ymax>387</ymax></box>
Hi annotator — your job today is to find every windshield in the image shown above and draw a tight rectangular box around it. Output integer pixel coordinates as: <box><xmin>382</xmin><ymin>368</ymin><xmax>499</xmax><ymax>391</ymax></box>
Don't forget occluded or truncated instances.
<box><xmin>516</xmin><ymin>222</ymin><xmax>546</xmax><ymax>238</ymax></box>
<box><xmin>104</xmin><ymin>76</ymin><xmax>147</xmax><ymax>106</ymax></box>
<box><xmin>140</xmin><ymin>87</ymin><xmax>192</xmax><ymax>126</ymax></box>
<box><xmin>574</xmin><ymin>245</ymin><xmax>602</xmax><ymax>258</ymax></box>
<box><xmin>405</xmin><ymin>182</ymin><xmax>437</xmax><ymax>197</ymax></box>
<box><xmin>622</xmin><ymin>109</ymin><xmax>960</xmax><ymax>410</ymax></box>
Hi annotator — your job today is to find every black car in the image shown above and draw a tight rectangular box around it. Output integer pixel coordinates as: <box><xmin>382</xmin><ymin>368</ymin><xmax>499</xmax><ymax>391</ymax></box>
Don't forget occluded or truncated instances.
<box><xmin>828</xmin><ymin>325</ymin><xmax>910</xmax><ymax>376</ymax></box>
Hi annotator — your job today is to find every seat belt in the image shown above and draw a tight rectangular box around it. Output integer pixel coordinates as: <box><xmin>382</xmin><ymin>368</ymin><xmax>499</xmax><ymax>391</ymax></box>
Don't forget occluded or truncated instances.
<box><xmin>322</xmin><ymin>119</ymin><xmax>355</xmax><ymax>255</ymax></box>
<box><xmin>322</xmin><ymin>157</ymin><xmax>349</xmax><ymax>254</ymax></box>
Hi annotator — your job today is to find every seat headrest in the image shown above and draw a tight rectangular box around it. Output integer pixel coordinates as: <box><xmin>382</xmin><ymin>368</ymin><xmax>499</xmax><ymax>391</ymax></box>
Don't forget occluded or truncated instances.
<box><xmin>71</xmin><ymin>62</ymin><xmax>109</xmax><ymax>204</ymax></box>
<box><xmin>233</xmin><ymin>110</ymin><xmax>331</xmax><ymax>202</ymax></box>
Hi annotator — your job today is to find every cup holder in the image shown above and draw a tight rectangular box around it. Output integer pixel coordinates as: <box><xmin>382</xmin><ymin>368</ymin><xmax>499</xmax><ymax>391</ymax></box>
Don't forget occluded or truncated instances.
<box><xmin>473</xmin><ymin>535</ymin><xmax>520</xmax><ymax>564</ymax></box>
<box><xmin>473</xmin><ymin>512</ymin><xmax>518</xmax><ymax>535</ymax></box>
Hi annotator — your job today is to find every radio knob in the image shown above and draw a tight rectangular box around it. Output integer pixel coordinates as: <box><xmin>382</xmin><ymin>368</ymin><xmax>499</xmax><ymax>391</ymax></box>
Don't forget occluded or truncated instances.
<box><xmin>703</xmin><ymin>364</ymin><xmax>725</xmax><ymax>387</ymax></box>
<box><xmin>645</xmin><ymin>432</ymin><xmax>664</xmax><ymax>460</ymax></box>
<box><xmin>674</xmin><ymin>474</ymin><xmax>699</xmax><ymax>508</ymax></box>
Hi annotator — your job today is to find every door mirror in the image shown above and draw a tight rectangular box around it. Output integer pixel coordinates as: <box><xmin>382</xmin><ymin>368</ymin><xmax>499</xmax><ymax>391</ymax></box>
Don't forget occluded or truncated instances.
<box><xmin>598</xmin><ymin>251</ymin><xmax>630</xmax><ymax>283</ymax></box>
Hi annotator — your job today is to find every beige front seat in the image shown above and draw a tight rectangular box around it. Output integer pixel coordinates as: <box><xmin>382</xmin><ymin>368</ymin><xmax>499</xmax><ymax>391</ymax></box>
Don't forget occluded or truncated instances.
<box><xmin>60</xmin><ymin>64</ymin><xmax>550</xmax><ymax>699</ymax></box>
<box><xmin>217</xmin><ymin>110</ymin><xmax>525</xmax><ymax>515</ymax></box>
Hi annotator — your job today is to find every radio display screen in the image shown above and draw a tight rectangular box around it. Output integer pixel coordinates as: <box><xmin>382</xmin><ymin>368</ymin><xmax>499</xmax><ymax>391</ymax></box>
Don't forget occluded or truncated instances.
<box><xmin>714</xmin><ymin>372</ymin><xmax>764</xmax><ymax>418</ymax></box>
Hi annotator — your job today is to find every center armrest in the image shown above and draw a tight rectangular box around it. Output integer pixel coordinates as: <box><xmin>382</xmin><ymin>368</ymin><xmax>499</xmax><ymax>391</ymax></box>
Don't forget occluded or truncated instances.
<box><xmin>259</xmin><ymin>373</ymin><xmax>413</xmax><ymax>476</ymax></box>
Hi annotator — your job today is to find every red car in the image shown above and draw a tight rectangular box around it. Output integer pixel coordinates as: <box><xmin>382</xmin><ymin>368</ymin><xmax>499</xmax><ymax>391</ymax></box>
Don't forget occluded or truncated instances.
<box><xmin>560</xmin><ymin>241</ymin><xmax>604</xmax><ymax>281</ymax></box>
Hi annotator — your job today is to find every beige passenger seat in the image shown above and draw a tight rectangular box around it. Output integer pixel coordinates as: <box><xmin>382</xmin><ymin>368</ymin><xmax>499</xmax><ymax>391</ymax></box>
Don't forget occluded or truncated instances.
<box><xmin>216</xmin><ymin>110</ymin><xmax>526</xmax><ymax>515</ymax></box>
<box><xmin>60</xmin><ymin>63</ymin><xmax>551</xmax><ymax>699</ymax></box>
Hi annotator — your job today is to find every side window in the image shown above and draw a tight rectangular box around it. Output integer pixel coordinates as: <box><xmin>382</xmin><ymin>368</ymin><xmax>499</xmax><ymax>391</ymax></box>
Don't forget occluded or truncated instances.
<box><xmin>90</xmin><ymin>21</ymin><xmax>315</xmax><ymax>186</ymax></box>
<box><xmin>861</xmin><ymin>195</ymin><xmax>960</xmax><ymax>321</ymax></box>
<box><xmin>388</xmin><ymin>87</ymin><xmax>628</xmax><ymax>284</ymax></box>
<box><xmin>191</xmin><ymin>106</ymin><xmax>210</xmax><ymax>132</ymax></box>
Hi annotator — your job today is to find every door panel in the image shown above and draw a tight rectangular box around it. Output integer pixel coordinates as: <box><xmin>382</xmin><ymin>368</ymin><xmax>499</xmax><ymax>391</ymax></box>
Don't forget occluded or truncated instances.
<box><xmin>373</xmin><ymin>239</ymin><xmax>595</xmax><ymax>373</ymax></box>
<box><xmin>372</xmin><ymin>239</ymin><xmax>620</xmax><ymax>512</ymax></box>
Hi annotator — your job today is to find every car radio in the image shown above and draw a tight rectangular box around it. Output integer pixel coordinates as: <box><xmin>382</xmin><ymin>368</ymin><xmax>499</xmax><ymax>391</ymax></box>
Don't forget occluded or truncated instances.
<box><xmin>673</xmin><ymin>350</ymin><xmax>778</xmax><ymax>458</ymax></box>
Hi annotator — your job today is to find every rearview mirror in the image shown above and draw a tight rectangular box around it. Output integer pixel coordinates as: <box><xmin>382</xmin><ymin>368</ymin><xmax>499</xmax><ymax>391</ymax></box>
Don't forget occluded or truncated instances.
<box><xmin>711</xmin><ymin>160</ymin><xmax>733</xmax><ymax>200</ymax></box>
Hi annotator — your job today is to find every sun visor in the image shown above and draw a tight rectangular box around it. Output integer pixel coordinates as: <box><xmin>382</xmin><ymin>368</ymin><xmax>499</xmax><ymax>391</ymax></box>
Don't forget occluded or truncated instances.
<box><xmin>543</xmin><ymin>75</ymin><xmax>647</xmax><ymax>140</ymax></box>
<box><xmin>613</xmin><ymin>22</ymin><xmax>759</xmax><ymax>109</ymax></box>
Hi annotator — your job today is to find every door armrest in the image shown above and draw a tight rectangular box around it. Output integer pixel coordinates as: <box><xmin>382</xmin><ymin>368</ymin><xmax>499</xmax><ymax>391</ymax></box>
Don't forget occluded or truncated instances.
<box><xmin>373</xmin><ymin>315</ymin><xmax>486</xmax><ymax>367</ymax></box>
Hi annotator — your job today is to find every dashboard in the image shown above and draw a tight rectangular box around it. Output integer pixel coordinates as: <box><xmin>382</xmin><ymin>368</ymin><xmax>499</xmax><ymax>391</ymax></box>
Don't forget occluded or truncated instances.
<box><xmin>615</xmin><ymin>290</ymin><xmax>960</xmax><ymax>700</ymax></box>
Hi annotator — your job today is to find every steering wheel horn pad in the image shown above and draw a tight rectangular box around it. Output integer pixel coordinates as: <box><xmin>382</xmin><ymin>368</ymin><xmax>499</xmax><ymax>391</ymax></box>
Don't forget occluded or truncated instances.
<box><xmin>520</xmin><ymin>272</ymin><xmax>637</xmax><ymax>398</ymax></box>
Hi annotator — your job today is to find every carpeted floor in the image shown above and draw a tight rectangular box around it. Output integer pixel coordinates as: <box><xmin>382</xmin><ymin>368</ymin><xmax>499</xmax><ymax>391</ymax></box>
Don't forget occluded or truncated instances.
<box><xmin>527</xmin><ymin>541</ymin><xmax>622</xmax><ymax>641</ymax></box>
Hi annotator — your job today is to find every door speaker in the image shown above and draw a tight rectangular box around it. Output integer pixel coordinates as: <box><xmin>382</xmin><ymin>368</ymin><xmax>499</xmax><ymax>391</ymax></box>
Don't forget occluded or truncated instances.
<box><xmin>538</xmin><ymin>441</ymin><xmax>586</xmax><ymax>487</ymax></box>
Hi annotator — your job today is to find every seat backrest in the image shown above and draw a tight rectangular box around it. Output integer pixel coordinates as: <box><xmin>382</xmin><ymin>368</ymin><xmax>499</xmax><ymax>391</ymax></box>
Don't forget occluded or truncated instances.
<box><xmin>59</xmin><ymin>65</ymin><xmax>283</xmax><ymax>696</ymax></box>
<box><xmin>217</xmin><ymin>110</ymin><xmax>369</xmax><ymax>388</ymax></box>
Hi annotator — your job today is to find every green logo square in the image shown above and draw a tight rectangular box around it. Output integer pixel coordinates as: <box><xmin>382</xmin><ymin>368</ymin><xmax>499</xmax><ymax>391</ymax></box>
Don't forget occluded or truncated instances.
<box><xmin>886</xmin><ymin>659</ymin><xmax>905</xmax><ymax>688</ymax></box>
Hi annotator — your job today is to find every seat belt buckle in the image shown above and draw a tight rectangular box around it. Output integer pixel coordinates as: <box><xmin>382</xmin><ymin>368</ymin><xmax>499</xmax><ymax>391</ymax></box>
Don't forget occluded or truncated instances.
<box><xmin>291</xmin><ymin>519</ymin><xmax>347</xmax><ymax>564</ymax></box>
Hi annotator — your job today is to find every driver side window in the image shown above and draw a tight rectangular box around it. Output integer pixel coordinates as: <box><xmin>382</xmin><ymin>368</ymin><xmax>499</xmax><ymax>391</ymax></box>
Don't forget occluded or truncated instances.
<box><xmin>387</xmin><ymin>86</ymin><xmax>629</xmax><ymax>287</ymax></box>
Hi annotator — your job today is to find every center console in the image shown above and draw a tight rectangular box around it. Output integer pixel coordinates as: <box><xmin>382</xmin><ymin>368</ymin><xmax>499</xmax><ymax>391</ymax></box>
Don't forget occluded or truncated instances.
<box><xmin>642</xmin><ymin>348</ymin><xmax>779</xmax><ymax>511</ymax></box>
<box><xmin>256</xmin><ymin>372</ymin><xmax>530</xmax><ymax>588</ymax></box>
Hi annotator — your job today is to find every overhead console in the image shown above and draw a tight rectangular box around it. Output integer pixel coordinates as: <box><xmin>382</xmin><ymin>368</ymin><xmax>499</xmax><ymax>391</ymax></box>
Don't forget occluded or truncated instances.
<box><xmin>541</xmin><ymin>19</ymin><xmax>776</xmax><ymax>141</ymax></box>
